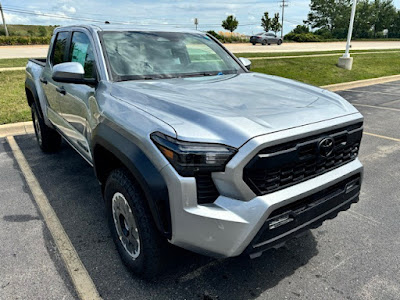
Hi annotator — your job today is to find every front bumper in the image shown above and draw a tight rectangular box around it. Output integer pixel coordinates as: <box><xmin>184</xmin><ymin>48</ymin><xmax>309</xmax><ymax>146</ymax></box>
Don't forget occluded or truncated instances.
<box><xmin>250</xmin><ymin>37</ymin><xmax>261</xmax><ymax>43</ymax></box>
<box><xmin>160</xmin><ymin>114</ymin><xmax>364</xmax><ymax>258</ymax></box>
<box><xmin>162</xmin><ymin>159</ymin><xmax>363</xmax><ymax>258</ymax></box>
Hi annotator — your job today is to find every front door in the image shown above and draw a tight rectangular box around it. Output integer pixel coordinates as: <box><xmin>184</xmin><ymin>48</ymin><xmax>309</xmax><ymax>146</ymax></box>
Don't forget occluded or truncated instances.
<box><xmin>57</xmin><ymin>30</ymin><xmax>98</xmax><ymax>163</ymax></box>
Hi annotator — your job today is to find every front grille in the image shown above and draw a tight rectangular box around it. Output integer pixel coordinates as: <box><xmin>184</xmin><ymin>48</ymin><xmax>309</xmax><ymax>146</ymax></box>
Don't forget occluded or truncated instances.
<box><xmin>195</xmin><ymin>174</ymin><xmax>220</xmax><ymax>204</ymax></box>
<box><xmin>244</xmin><ymin>122</ymin><xmax>363</xmax><ymax>196</ymax></box>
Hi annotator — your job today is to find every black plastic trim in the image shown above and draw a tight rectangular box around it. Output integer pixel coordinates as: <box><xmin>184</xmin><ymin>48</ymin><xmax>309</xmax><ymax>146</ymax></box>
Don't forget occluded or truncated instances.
<box><xmin>25</xmin><ymin>78</ymin><xmax>44</xmax><ymax>119</ymax></box>
<box><xmin>92</xmin><ymin>123</ymin><xmax>172</xmax><ymax>239</ymax></box>
<box><xmin>245</xmin><ymin>174</ymin><xmax>361</xmax><ymax>256</ymax></box>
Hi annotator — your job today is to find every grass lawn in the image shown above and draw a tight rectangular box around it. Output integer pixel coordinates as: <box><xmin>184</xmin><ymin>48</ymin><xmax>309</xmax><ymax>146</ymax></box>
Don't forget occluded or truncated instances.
<box><xmin>0</xmin><ymin>70</ymin><xmax>31</xmax><ymax>124</ymax></box>
<box><xmin>1</xmin><ymin>51</ymin><xmax>400</xmax><ymax>124</ymax></box>
<box><xmin>234</xmin><ymin>48</ymin><xmax>400</xmax><ymax>58</ymax></box>
<box><xmin>0</xmin><ymin>58</ymin><xmax>29</xmax><ymax>68</ymax></box>
<box><xmin>250</xmin><ymin>52</ymin><xmax>400</xmax><ymax>86</ymax></box>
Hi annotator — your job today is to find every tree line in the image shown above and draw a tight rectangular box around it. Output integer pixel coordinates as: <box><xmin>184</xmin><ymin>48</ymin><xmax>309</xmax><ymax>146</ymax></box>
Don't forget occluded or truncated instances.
<box><xmin>207</xmin><ymin>12</ymin><xmax>282</xmax><ymax>42</ymax></box>
<box><xmin>220</xmin><ymin>12</ymin><xmax>282</xmax><ymax>34</ymax></box>
<box><xmin>286</xmin><ymin>0</ymin><xmax>400</xmax><ymax>41</ymax></box>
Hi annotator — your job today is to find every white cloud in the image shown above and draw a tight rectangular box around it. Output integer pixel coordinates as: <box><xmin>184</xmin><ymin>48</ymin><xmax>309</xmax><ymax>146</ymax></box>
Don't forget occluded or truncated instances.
<box><xmin>61</xmin><ymin>4</ymin><xmax>76</xmax><ymax>14</ymax></box>
<box><xmin>3</xmin><ymin>12</ymin><xmax>30</xmax><ymax>24</ymax></box>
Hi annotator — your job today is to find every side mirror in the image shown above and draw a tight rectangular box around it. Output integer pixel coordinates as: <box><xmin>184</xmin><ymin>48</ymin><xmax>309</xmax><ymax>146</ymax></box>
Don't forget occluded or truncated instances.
<box><xmin>239</xmin><ymin>57</ymin><xmax>251</xmax><ymax>71</ymax></box>
<box><xmin>52</xmin><ymin>62</ymin><xmax>96</xmax><ymax>84</ymax></box>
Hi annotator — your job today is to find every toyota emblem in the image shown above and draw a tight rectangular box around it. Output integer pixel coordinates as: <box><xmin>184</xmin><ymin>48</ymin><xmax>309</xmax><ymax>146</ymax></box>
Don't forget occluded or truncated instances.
<box><xmin>318</xmin><ymin>137</ymin><xmax>334</xmax><ymax>157</ymax></box>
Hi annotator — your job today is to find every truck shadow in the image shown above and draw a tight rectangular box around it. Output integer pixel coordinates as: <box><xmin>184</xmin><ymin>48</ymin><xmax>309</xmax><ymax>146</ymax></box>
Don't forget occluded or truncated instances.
<box><xmin>14</xmin><ymin>134</ymin><xmax>319</xmax><ymax>300</ymax></box>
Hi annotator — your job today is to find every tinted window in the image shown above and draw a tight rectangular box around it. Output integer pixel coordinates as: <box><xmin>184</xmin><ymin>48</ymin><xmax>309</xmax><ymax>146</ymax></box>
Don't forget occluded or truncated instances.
<box><xmin>52</xmin><ymin>32</ymin><xmax>69</xmax><ymax>66</ymax></box>
<box><xmin>69</xmin><ymin>32</ymin><xmax>96</xmax><ymax>78</ymax></box>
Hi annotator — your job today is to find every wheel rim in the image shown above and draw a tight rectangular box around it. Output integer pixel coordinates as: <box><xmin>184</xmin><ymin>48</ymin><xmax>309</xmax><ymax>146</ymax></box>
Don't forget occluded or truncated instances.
<box><xmin>112</xmin><ymin>192</ymin><xmax>141</xmax><ymax>259</ymax></box>
<box><xmin>33</xmin><ymin>109</ymin><xmax>42</xmax><ymax>146</ymax></box>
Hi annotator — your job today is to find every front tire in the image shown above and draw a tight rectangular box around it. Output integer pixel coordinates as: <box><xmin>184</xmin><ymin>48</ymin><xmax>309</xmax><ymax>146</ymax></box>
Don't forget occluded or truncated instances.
<box><xmin>31</xmin><ymin>103</ymin><xmax>61</xmax><ymax>152</ymax></box>
<box><xmin>105</xmin><ymin>168</ymin><xmax>167</xmax><ymax>278</ymax></box>
<box><xmin>277</xmin><ymin>39</ymin><xmax>282</xmax><ymax>45</ymax></box>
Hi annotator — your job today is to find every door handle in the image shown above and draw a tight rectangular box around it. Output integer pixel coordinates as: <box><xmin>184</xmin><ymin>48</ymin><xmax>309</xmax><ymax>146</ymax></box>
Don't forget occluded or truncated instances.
<box><xmin>40</xmin><ymin>77</ymin><xmax>47</xmax><ymax>84</ymax></box>
<box><xmin>56</xmin><ymin>86</ymin><xmax>66</xmax><ymax>95</ymax></box>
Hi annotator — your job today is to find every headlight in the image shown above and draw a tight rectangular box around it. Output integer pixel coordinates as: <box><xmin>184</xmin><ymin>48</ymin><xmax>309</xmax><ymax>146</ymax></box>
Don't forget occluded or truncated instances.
<box><xmin>151</xmin><ymin>132</ymin><xmax>237</xmax><ymax>176</ymax></box>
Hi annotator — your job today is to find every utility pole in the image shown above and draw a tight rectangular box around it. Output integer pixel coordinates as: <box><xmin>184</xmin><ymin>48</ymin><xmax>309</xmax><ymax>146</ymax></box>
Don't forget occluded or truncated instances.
<box><xmin>280</xmin><ymin>0</ymin><xmax>288</xmax><ymax>39</ymax></box>
<box><xmin>0</xmin><ymin>1</ymin><xmax>9</xmax><ymax>36</ymax></box>
<box><xmin>338</xmin><ymin>0</ymin><xmax>357</xmax><ymax>70</ymax></box>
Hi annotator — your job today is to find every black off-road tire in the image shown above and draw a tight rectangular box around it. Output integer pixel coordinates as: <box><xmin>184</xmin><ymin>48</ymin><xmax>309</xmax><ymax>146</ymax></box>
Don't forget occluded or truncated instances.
<box><xmin>105</xmin><ymin>168</ymin><xmax>168</xmax><ymax>279</ymax></box>
<box><xmin>31</xmin><ymin>103</ymin><xmax>61</xmax><ymax>152</ymax></box>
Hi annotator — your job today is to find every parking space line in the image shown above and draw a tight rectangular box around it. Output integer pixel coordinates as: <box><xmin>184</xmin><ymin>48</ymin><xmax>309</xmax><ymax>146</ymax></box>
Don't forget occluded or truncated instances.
<box><xmin>353</xmin><ymin>103</ymin><xmax>400</xmax><ymax>112</ymax></box>
<box><xmin>364</xmin><ymin>132</ymin><xmax>400</xmax><ymax>142</ymax></box>
<box><xmin>6</xmin><ymin>136</ymin><xmax>102</xmax><ymax>300</ymax></box>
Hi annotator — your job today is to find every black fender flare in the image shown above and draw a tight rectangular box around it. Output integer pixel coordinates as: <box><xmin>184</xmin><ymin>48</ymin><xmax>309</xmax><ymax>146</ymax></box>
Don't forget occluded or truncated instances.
<box><xmin>92</xmin><ymin>123</ymin><xmax>172</xmax><ymax>239</ymax></box>
<box><xmin>25</xmin><ymin>78</ymin><xmax>44</xmax><ymax>119</ymax></box>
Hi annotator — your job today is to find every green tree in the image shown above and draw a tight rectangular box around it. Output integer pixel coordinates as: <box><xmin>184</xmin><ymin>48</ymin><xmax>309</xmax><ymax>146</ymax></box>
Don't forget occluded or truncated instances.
<box><xmin>305</xmin><ymin>0</ymin><xmax>351</xmax><ymax>34</ymax></box>
<box><xmin>370</xmin><ymin>0</ymin><xmax>397</xmax><ymax>37</ymax></box>
<box><xmin>292</xmin><ymin>25</ymin><xmax>310</xmax><ymax>34</ymax></box>
<box><xmin>390</xmin><ymin>11</ymin><xmax>400</xmax><ymax>37</ymax></box>
<box><xmin>354</xmin><ymin>0</ymin><xmax>373</xmax><ymax>38</ymax></box>
<box><xmin>270</xmin><ymin>13</ymin><xmax>282</xmax><ymax>35</ymax></box>
<box><xmin>222</xmin><ymin>15</ymin><xmax>239</xmax><ymax>33</ymax></box>
<box><xmin>261</xmin><ymin>12</ymin><xmax>271</xmax><ymax>32</ymax></box>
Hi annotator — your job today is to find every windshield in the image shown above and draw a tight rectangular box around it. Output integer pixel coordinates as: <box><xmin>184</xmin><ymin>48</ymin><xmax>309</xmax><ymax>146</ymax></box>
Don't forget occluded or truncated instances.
<box><xmin>101</xmin><ymin>31</ymin><xmax>243</xmax><ymax>81</ymax></box>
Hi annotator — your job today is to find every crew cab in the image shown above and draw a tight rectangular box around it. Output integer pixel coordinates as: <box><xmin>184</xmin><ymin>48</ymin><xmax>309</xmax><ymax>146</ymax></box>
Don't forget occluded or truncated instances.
<box><xmin>25</xmin><ymin>24</ymin><xmax>364</xmax><ymax>278</ymax></box>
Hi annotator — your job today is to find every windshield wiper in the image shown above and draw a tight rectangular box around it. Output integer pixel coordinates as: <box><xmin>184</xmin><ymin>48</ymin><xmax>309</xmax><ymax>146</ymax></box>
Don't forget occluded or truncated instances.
<box><xmin>179</xmin><ymin>72</ymin><xmax>222</xmax><ymax>78</ymax></box>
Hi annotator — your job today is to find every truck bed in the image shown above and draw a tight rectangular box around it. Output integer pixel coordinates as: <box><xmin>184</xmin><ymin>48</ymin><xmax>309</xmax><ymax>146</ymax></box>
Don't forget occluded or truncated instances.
<box><xmin>29</xmin><ymin>58</ymin><xmax>46</xmax><ymax>67</ymax></box>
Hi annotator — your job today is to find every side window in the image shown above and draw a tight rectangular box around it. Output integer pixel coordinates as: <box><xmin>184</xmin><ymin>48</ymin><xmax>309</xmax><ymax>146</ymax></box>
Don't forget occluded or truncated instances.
<box><xmin>69</xmin><ymin>32</ymin><xmax>96</xmax><ymax>79</ymax></box>
<box><xmin>51</xmin><ymin>32</ymin><xmax>69</xmax><ymax>66</ymax></box>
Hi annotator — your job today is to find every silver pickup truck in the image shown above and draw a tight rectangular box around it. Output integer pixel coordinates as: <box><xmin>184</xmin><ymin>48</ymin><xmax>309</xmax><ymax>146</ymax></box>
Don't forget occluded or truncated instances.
<box><xmin>25</xmin><ymin>24</ymin><xmax>364</xmax><ymax>278</ymax></box>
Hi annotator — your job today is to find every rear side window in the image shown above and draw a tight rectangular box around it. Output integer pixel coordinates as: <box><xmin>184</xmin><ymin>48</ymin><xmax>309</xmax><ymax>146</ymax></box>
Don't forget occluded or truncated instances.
<box><xmin>52</xmin><ymin>32</ymin><xmax>69</xmax><ymax>66</ymax></box>
<box><xmin>69</xmin><ymin>32</ymin><xmax>96</xmax><ymax>78</ymax></box>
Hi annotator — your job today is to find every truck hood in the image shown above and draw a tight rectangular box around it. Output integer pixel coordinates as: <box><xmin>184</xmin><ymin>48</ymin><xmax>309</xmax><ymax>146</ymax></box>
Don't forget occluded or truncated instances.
<box><xmin>111</xmin><ymin>72</ymin><xmax>359</xmax><ymax>148</ymax></box>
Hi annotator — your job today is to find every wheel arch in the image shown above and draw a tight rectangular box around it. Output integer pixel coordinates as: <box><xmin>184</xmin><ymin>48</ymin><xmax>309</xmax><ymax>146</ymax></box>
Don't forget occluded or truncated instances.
<box><xmin>25</xmin><ymin>78</ymin><xmax>44</xmax><ymax>119</ymax></box>
<box><xmin>92</xmin><ymin>123</ymin><xmax>172</xmax><ymax>239</ymax></box>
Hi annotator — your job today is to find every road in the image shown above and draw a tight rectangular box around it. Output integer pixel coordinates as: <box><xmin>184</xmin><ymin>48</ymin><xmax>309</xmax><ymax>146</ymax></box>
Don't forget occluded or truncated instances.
<box><xmin>1</xmin><ymin>41</ymin><xmax>400</xmax><ymax>58</ymax></box>
<box><xmin>1</xmin><ymin>81</ymin><xmax>400</xmax><ymax>299</ymax></box>
<box><xmin>227</xmin><ymin>41</ymin><xmax>400</xmax><ymax>53</ymax></box>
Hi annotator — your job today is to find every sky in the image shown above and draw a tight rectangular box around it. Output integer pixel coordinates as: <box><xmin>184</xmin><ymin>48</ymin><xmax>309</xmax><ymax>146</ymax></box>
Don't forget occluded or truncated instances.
<box><xmin>2</xmin><ymin>0</ymin><xmax>400</xmax><ymax>36</ymax></box>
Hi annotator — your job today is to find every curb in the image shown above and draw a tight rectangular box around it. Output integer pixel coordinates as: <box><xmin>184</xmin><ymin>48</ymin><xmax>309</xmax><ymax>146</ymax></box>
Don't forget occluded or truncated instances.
<box><xmin>0</xmin><ymin>67</ymin><xmax>25</xmax><ymax>72</ymax></box>
<box><xmin>322</xmin><ymin>74</ymin><xmax>400</xmax><ymax>91</ymax></box>
<box><xmin>0</xmin><ymin>121</ymin><xmax>34</xmax><ymax>138</ymax></box>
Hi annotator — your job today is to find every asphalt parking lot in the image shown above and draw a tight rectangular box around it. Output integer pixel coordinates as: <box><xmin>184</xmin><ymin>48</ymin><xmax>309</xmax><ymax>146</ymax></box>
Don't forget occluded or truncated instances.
<box><xmin>1</xmin><ymin>81</ymin><xmax>400</xmax><ymax>300</ymax></box>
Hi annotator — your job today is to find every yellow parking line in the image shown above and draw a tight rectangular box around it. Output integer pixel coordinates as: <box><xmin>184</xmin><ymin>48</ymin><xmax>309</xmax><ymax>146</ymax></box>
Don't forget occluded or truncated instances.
<box><xmin>353</xmin><ymin>103</ymin><xmax>400</xmax><ymax>112</ymax></box>
<box><xmin>364</xmin><ymin>132</ymin><xmax>400</xmax><ymax>142</ymax></box>
<box><xmin>6</xmin><ymin>136</ymin><xmax>102</xmax><ymax>300</ymax></box>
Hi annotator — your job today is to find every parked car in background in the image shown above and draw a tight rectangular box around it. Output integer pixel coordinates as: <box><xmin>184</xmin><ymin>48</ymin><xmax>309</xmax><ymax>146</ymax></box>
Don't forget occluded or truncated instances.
<box><xmin>250</xmin><ymin>32</ymin><xmax>282</xmax><ymax>45</ymax></box>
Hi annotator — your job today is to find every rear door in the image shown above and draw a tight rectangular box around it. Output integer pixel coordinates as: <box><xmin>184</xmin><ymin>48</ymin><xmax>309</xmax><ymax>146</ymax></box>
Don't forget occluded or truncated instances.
<box><xmin>57</xmin><ymin>30</ymin><xmax>98</xmax><ymax>162</ymax></box>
